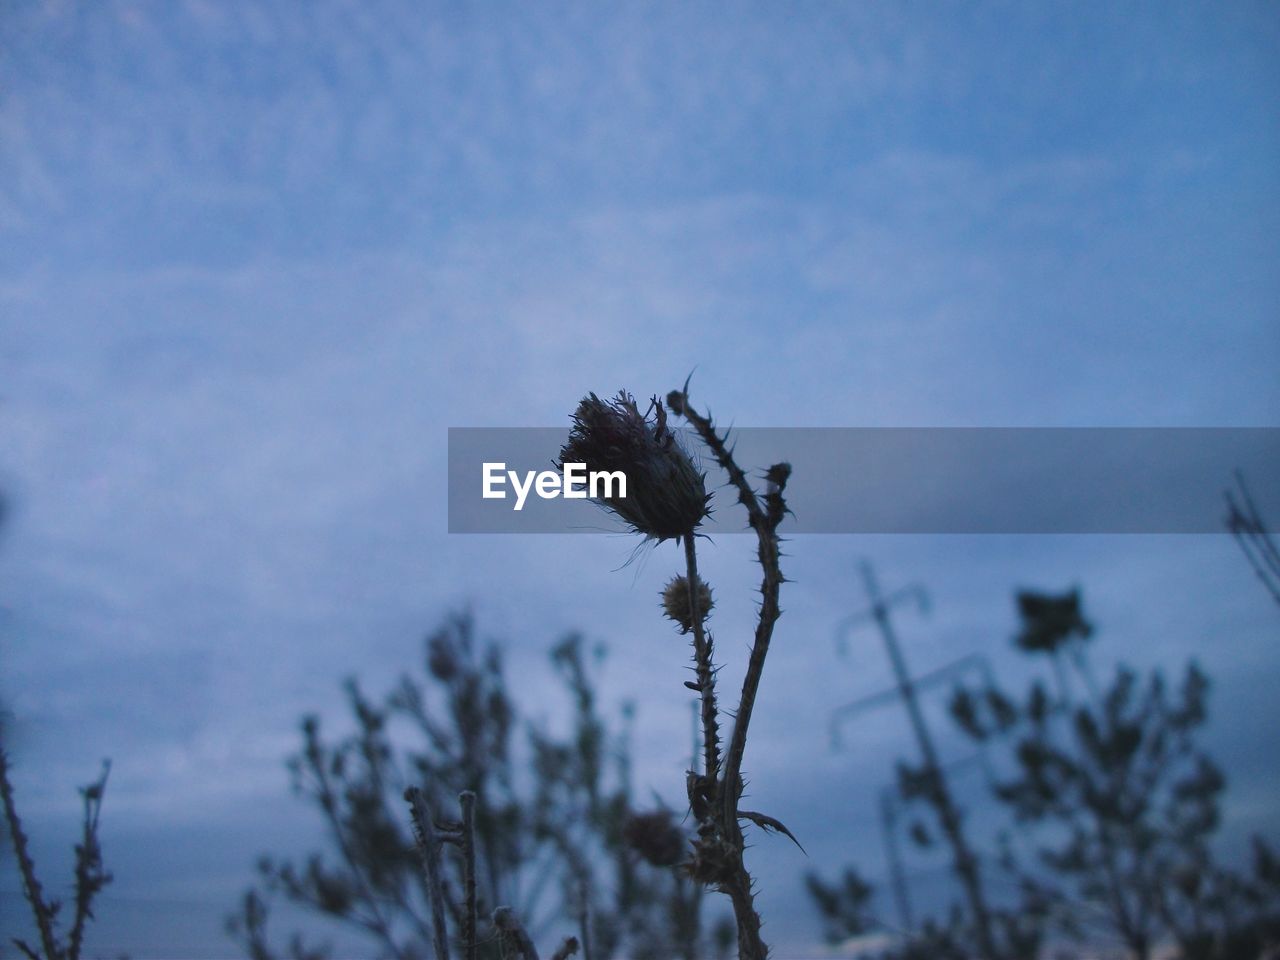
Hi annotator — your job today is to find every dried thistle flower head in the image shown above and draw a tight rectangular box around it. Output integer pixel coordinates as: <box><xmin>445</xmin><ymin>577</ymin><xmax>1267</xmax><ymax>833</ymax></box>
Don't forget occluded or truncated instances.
<box><xmin>560</xmin><ymin>391</ymin><xmax>710</xmax><ymax>541</ymax></box>
<box><xmin>623</xmin><ymin>809</ymin><xmax>687</xmax><ymax>867</ymax></box>
<box><xmin>1014</xmin><ymin>589</ymin><xmax>1093</xmax><ymax>653</ymax></box>
<box><xmin>662</xmin><ymin>574</ymin><xmax>713</xmax><ymax>634</ymax></box>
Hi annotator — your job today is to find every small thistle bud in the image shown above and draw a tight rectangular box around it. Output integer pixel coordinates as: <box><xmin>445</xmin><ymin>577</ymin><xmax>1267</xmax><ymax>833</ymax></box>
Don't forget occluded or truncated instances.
<box><xmin>765</xmin><ymin>462</ymin><xmax>791</xmax><ymax>488</ymax></box>
<box><xmin>560</xmin><ymin>391</ymin><xmax>711</xmax><ymax>542</ymax></box>
<box><xmin>662</xmin><ymin>575</ymin><xmax>713</xmax><ymax>634</ymax></box>
<box><xmin>623</xmin><ymin>809</ymin><xmax>687</xmax><ymax>867</ymax></box>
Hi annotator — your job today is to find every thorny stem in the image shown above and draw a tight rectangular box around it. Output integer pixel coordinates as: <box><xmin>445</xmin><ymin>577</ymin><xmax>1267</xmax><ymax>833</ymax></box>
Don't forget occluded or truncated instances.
<box><xmin>721</xmin><ymin>488</ymin><xmax>784</xmax><ymax>829</ymax></box>
<box><xmin>668</xmin><ymin>389</ymin><xmax>788</xmax><ymax>829</ymax></box>
<box><xmin>724</xmin><ymin>874</ymin><xmax>767</xmax><ymax>960</ymax></box>
<box><xmin>669</xmin><ymin>385</ymin><xmax>789</xmax><ymax>960</ymax></box>
<box><xmin>407</xmin><ymin>788</ymin><xmax>453</xmax><ymax>960</ymax></box>
<box><xmin>0</xmin><ymin>749</ymin><xmax>61</xmax><ymax>960</ymax></box>
<box><xmin>668</xmin><ymin>390</ymin><xmax>765</xmax><ymax>531</ymax></box>
<box><xmin>684</xmin><ymin>533</ymin><xmax>721</xmax><ymax>783</ymax></box>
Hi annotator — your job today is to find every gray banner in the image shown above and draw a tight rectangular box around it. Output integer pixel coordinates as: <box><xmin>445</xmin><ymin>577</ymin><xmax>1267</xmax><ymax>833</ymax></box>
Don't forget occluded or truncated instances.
<box><xmin>448</xmin><ymin>427</ymin><xmax>1278</xmax><ymax>534</ymax></box>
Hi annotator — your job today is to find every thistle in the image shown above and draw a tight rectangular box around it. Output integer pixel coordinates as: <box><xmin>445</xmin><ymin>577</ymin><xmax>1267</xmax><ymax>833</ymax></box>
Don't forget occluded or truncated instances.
<box><xmin>662</xmin><ymin>575</ymin><xmax>714</xmax><ymax>635</ymax></box>
<box><xmin>559</xmin><ymin>391</ymin><xmax>711</xmax><ymax>542</ymax></box>
<box><xmin>563</xmin><ymin>383</ymin><xmax>793</xmax><ymax>960</ymax></box>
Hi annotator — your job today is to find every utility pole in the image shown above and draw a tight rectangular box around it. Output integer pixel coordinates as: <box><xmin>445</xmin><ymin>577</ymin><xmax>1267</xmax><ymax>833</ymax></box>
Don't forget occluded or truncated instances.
<box><xmin>838</xmin><ymin>561</ymin><xmax>1000</xmax><ymax>960</ymax></box>
<box><xmin>878</xmin><ymin>787</ymin><xmax>914</xmax><ymax>934</ymax></box>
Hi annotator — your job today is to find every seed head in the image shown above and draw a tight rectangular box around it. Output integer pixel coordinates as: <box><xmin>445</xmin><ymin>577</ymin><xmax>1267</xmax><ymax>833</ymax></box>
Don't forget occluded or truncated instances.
<box><xmin>1014</xmin><ymin>589</ymin><xmax>1092</xmax><ymax>654</ymax></box>
<box><xmin>662</xmin><ymin>575</ymin><xmax>713</xmax><ymax>634</ymax></box>
<box><xmin>623</xmin><ymin>809</ymin><xmax>687</xmax><ymax>867</ymax></box>
<box><xmin>560</xmin><ymin>391</ymin><xmax>710</xmax><ymax>541</ymax></box>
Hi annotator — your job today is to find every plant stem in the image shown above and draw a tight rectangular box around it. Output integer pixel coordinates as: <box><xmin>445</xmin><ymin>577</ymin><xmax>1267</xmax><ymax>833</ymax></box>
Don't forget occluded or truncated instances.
<box><xmin>669</xmin><ymin>387</ymin><xmax>790</xmax><ymax>960</ymax></box>
<box><xmin>407</xmin><ymin>788</ymin><xmax>453</xmax><ymax>960</ymax></box>
<box><xmin>0</xmin><ymin>750</ymin><xmax>61</xmax><ymax>960</ymax></box>
<box><xmin>720</xmin><ymin>512</ymin><xmax>782</xmax><ymax>827</ymax></box>
<box><xmin>684</xmin><ymin>533</ymin><xmax>721</xmax><ymax>783</ymax></box>
<box><xmin>459</xmin><ymin>791</ymin><xmax>478</xmax><ymax>960</ymax></box>
<box><xmin>724</xmin><ymin>872</ymin><xmax>767</xmax><ymax>960</ymax></box>
<box><xmin>68</xmin><ymin>760</ymin><xmax>112</xmax><ymax>960</ymax></box>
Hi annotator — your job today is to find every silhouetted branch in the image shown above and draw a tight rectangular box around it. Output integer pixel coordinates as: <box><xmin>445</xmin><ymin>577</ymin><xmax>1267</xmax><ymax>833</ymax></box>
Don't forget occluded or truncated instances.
<box><xmin>0</xmin><ymin>749</ymin><xmax>60</xmax><ymax>960</ymax></box>
<box><xmin>1</xmin><ymin>750</ymin><xmax>113</xmax><ymax>960</ymax></box>
<box><xmin>68</xmin><ymin>760</ymin><xmax>112</xmax><ymax>960</ymax></box>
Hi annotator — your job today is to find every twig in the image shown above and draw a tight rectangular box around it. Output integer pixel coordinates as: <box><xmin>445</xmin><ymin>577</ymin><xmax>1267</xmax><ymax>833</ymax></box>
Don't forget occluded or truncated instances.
<box><xmin>459</xmin><ymin>791</ymin><xmax>478</xmax><ymax>960</ymax></box>
<box><xmin>68</xmin><ymin>760</ymin><xmax>112</xmax><ymax>960</ymax></box>
<box><xmin>667</xmin><ymin>384</ymin><xmax>764</xmax><ymax>527</ymax></box>
<box><xmin>720</xmin><ymin>462</ymin><xmax>787</xmax><ymax>826</ymax></box>
<box><xmin>303</xmin><ymin>719</ymin><xmax>409</xmax><ymax>959</ymax></box>
<box><xmin>0</xmin><ymin>749</ymin><xmax>61</xmax><ymax>960</ymax></box>
<box><xmin>407</xmin><ymin>787</ymin><xmax>453</xmax><ymax>960</ymax></box>
<box><xmin>550</xmin><ymin>936</ymin><xmax>580</xmax><ymax>960</ymax></box>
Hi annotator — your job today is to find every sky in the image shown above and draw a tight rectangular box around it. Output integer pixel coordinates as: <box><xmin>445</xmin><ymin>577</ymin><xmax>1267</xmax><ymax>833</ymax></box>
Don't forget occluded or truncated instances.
<box><xmin>2</xmin><ymin>1</ymin><xmax>1279</xmax><ymax>956</ymax></box>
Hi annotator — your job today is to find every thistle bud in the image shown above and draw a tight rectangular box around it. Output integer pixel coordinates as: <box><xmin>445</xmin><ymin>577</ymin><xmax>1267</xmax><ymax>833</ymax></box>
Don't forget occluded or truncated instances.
<box><xmin>662</xmin><ymin>574</ymin><xmax>713</xmax><ymax>634</ymax></box>
<box><xmin>560</xmin><ymin>391</ymin><xmax>711</xmax><ymax>541</ymax></box>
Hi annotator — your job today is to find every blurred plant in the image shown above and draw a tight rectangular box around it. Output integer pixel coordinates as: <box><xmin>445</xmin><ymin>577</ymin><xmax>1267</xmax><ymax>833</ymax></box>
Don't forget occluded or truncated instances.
<box><xmin>229</xmin><ymin>614</ymin><xmax>715</xmax><ymax>960</ymax></box>
<box><xmin>560</xmin><ymin>383</ymin><xmax>796</xmax><ymax>960</ymax></box>
<box><xmin>805</xmin><ymin>866</ymin><xmax>876</xmax><ymax>945</ymax></box>
<box><xmin>949</xmin><ymin>588</ymin><xmax>1279</xmax><ymax>959</ymax></box>
<box><xmin>808</xmin><ymin>585</ymin><xmax>1279</xmax><ymax>960</ymax></box>
<box><xmin>814</xmin><ymin>568</ymin><xmax>1038</xmax><ymax>960</ymax></box>
<box><xmin>0</xmin><ymin>750</ymin><xmax>112</xmax><ymax>960</ymax></box>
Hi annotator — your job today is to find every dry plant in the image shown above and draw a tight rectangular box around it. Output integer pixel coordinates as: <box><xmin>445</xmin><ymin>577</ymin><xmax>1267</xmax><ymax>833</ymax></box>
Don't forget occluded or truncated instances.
<box><xmin>233</xmin><ymin>618</ymin><xmax>713</xmax><ymax>959</ymax></box>
<box><xmin>949</xmin><ymin>589</ymin><xmax>1280</xmax><ymax>960</ymax></box>
<box><xmin>404</xmin><ymin>789</ymin><xmax>581</xmax><ymax>960</ymax></box>
<box><xmin>0</xmin><ymin>750</ymin><xmax>112</xmax><ymax>960</ymax></box>
<box><xmin>553</xmin><ymin>383</ymin><xmax>796</xmax><ymax>960</ymax></box>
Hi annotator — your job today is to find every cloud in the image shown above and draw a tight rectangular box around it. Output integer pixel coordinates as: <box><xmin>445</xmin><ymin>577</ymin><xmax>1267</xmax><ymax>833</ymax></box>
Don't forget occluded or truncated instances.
<box><xmin>2</xmin><ymin>1</ymin><xmax>1278</xmax><ymax>954</ymax></box>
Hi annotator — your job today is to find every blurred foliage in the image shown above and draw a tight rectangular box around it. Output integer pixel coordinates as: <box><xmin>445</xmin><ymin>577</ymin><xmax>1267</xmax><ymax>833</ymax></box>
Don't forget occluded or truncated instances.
<box><xmin>228</xmin><ymin>613</ymin><xmax>717</xmax><ymax>960</ymax></box>
<box><xmin>949</xmin><ymin>589</ymin><xmax>1280</xmax><ymax>959</ymax></box>
<box><xmin>805</xmin><ymin>866</ymin><xmax>875</xmax><ymax>944</ymax></box>
<box><xmin>809</xmin><ymin>587</ymin><xmax>1280</xmax><ymax>960</ymax></box>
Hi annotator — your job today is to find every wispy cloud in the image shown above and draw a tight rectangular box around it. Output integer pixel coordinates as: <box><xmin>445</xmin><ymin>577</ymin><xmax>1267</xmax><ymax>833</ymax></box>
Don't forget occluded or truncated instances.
<box><xmin>2</xmin><ymin>1</ymin><xmax>1278</xmax><ymax>954</ymax></box>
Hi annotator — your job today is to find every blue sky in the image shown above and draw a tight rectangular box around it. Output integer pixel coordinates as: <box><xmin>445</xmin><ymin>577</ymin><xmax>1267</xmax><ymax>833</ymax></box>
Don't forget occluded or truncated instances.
<box><xmin>2</xmin><ymin>2</ymin><xmax>1279</xmax><ymax>956</ymax></box>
